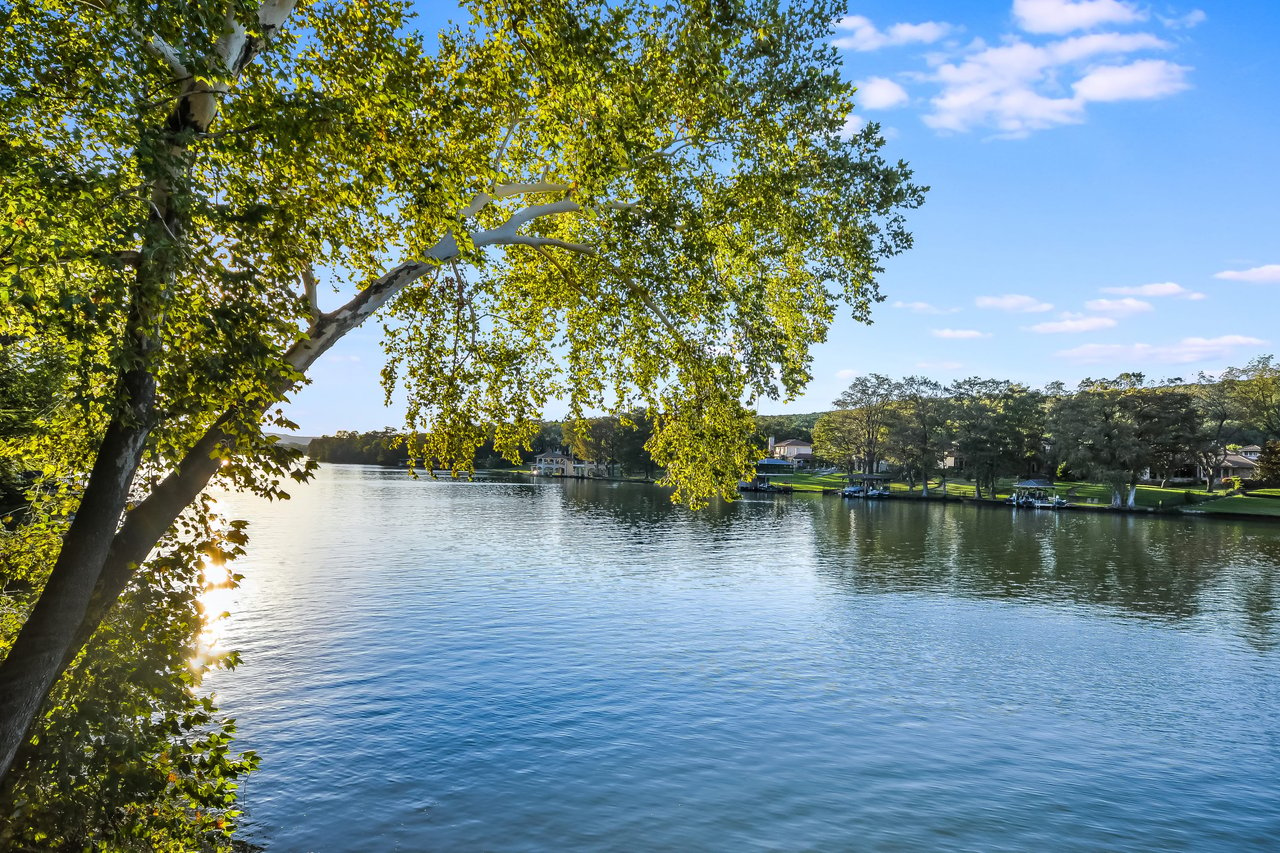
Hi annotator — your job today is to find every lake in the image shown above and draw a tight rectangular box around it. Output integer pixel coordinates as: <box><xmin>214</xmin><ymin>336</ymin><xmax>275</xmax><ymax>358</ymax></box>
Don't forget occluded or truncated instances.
<box><xmin>207</xmin><ymin>464</ymin><xmax>1280</xmax><ymax>851</ymax></box>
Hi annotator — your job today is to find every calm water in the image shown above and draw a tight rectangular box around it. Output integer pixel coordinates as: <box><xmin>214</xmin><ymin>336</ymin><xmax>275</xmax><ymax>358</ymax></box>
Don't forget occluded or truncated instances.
<box><xmin>208</xmin><ymin>465</ymin><xmax>1280</xmax><ymax>851</ymax></box>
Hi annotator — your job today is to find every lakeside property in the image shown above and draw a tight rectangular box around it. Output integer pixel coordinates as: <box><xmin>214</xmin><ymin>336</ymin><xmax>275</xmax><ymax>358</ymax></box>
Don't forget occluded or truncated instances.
<box><xmin>300</xmin><ymin>429</ymin><xmax>1280</xmax><ymax>521</ymax></box>
<box><xmin>751</xmin><ymin>471</ymin><xmax>1280</xmax><ymax>518</ymax></box>
<box><xmin>301</xmin><ymin>361</ymin><xmax>1280</xmax><ymax>520</ymax></box>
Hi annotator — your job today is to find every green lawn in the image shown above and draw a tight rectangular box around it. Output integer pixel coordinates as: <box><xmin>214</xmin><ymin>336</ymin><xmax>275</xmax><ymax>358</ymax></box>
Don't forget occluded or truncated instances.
<box><xmin>1192</xmin><ymin>496</ymin><xmax>1280</xmax><ymax>517</ymax></box>
<box><xmin>894</xmin><ymin>478</ymin><xmax>1208</xmax><ymax>506</ymax></box>
<box><xmin>1249</xmin><ymin>488</ymin><xmax>1280</xmax><ymax>497</ymax></box>
<box><xmin>1048</xmin><ymin>480</ymin><xmax>1218</xmax><ymax>509</ymax></box>
<box><xmin>782</xmin><ymin>472</ymin><xmax>846</xmax><ymax>492</ymax></box>
<box><xmin>771</xmin><ymin>471</ymin><xmax>1223</xmax><ymax>508</ymax></box>
<box><xmin>782</xmin><ymin>473</ymin><xmax>996</xmax><ymax>497</ymax></box>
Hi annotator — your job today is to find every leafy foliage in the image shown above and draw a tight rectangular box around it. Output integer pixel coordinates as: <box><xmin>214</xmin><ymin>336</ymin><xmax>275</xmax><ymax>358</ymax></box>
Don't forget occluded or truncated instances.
<box><xmin>0</xmin><ymin>498</ymin><xmax>257</xmax><ymax>849</ymax></box>
<box><xmin>883</xmin><ymin>376</ymin><xmax>951</xmax><ymax>492</ymax></box>
<box><xmin>812</xmin><ymin>408</ymin><xmax>865</xmax><ymax>473</ymax></box>
<box><xmin>307</xmin><ymin>429</ymin><xmax>410</xmax><ymax>466</ymax></box>
<box><xmin>820</xmin><ymin>373</ymin><xmax>899</xmax><ymax>474</ymax></box>
<box><xmin>1046</xmin><ymin>374</ymin><xmax>1200</xmax><ymax>504</ymax></box>
<box><xmin>0</xmin><ymin>0</ymin><xmax>926</xmax><ymax>825</ymax></box>
<box><xmin>947</xmin><ymin>378</ymin><xmax>1045</xmax><ymax>498</ymax></box>
<box><xmin>1227</xmin><ymin>355</ymin><xmax>1280</xmax><ymax>438</ymax></box>
<box><xmin>1257</xmin><ymin>441</ymin><xmax>1280</xmax><ymax>486</ymax></box>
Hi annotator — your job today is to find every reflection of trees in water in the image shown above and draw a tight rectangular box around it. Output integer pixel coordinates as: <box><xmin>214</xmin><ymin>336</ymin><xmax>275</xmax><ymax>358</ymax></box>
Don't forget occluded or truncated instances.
<box><xmin>808</xmin><ymin>500</ymin><xmax>1280</xmax><ymax>650</ymax></box>
<box><xmin>554</xmin><ymin>477</ymin><xmax>813</xmax><ymax>537</ymax></box>
<box><xmin>553</xmin><ymin>478</ymin><xmax>688</xmax><ymax>530</ymax></box>
<box><xmin>1226</xmin><ymin>557</ymin><xmax>1280</xmax><ymax>654</ymax></box>
<box><xmin>532</xmin><ymin>477</ymin><xmax>1279</xmax><ymax>650</ymax></box>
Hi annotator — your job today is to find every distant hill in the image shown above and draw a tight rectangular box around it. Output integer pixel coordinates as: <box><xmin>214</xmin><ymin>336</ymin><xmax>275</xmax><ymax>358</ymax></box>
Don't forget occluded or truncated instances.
<box><xmin>265</xmin><ymin>432</ymin><xmax>317</xmax><ymax>450</ymax></box>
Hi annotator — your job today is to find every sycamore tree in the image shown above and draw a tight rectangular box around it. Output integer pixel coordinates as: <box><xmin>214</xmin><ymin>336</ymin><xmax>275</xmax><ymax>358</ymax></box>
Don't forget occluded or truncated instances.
<box><xmin>1047</xmin><ymin>374</ymin><xmax>1155</xmax><ymax>506</ymax></box>
<box><xmin>1229</xmin><ymin>355</ymin><xmax>1280</xmax><ymax>439</ymax></box>
<box><xmin>1191</xmin><ymin>369</ymin><xmax>1243</xmax><ymax>492</ymax></box>
<box><xmin>948</xmin><ymin>378</ymin><xmax>1044</xmax><ymax>499</ymax></box>
<box><xmin>0</xmin><ymin>0</ymin><xmax>925</xmax><ymax>792</ymax></box>
<box><xmin>883</xmin><ymin>375</ymin><xmax>950</xmax><ymax>494</ymax></box>
<box><xmin>819</xmin><ymin>372</ymin><xmax>899</xmax><ymax>474</ymax></box>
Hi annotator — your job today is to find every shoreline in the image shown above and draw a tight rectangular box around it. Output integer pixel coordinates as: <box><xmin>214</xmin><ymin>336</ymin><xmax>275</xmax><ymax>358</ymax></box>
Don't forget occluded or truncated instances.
<box><xmin>311</xmin><ymin>462</ymin><xmax>1280</xmax><ymax>524</ymax></box>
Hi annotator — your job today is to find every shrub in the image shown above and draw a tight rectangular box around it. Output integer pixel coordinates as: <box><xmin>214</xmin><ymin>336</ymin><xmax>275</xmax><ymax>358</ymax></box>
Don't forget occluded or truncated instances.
<box><xmin>0</xmin><ymin>504</ymin><xmax>257</xmax><ymax>850</ymax></box>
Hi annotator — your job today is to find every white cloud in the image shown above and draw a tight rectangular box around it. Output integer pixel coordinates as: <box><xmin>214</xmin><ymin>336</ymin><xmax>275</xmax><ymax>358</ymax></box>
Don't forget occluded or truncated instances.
<box><xmin>1084</xmin><ymin>297</ymin><xmax>1154</xmax><ymax>315</ymax></box>
<box><xmin>922</xmin><ymin>28</ymin><xmax>1188</xmax><ymax>136</ymax></box>
<box><xmin>916</xmin><ymin>361</ymin><xmax>963</xmax><ymax>370</ymax></box>
<box><xmin>834</xmin><ymin>15</ymin><xmax>954</xmax><ymax>51</ymax></box>
<box><xmin>1160</xmin><ymin>9</ymin><xmax>1206</xmax><ymax>29</ymax></box>
<box><xmin>1028</xmin><ymin>314</ymin><xmax>1118</xmax><ymax>333</ymax></box>
<box><xmin>1013</xmin><ymin>0</ymin><xmax>1145</xmax><ymax>35</ymax></box>
<box><xmin>857</xmin><ymin>77</ymin><xmax>911</xmax><ymax>109</ymax></box>
<box><xmin>835</xmin><ymin>368</ymin><xmax>860</xmax><ymax>379</ymax></box>
<box><xmin>838</xmin><ymin>113</ymin><xmax>866</xmax><ymax>139</ymax></box>
<box><xmin>932</xmin><ymin>328</ymin><xmax>991</xmax><ymax>339</ymax></box>
<box><xmin>1057</xmin><ymin>335</ymin><xmax>1267</xmax><ymax>364</ymax></box>
<box><xmin>1101</xmin><ymin>281</ymin><xmax>1205</xmax><ymax>299</ymax></box>
<box><xmin>1214</xmin><ymin>264</ymin><xmax>1280</xmax><ymax>283</ymax></box>
<box><xmin>1073</xmin><ymin>59</ymin><xmax>1191</xmax><ymax>101</ymax></box>
<box><xmin>892</xmin><ymin>300</ymin><xmax>960</xmax><ymax>314</ymax></box>
<box><xmin>1048</xmin><ymin>32</ymin><xmax>1169</xmax><ymax>62</ymax></box>
<box><xmin>976</xmin><ymin>293</ymin><xmax>1054</xmax><ymax>312</ymax></box>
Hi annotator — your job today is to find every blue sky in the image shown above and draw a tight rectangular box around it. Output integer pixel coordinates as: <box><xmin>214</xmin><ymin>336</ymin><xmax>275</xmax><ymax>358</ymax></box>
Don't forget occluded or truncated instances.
<box><xmin>285</xmin><ymin>0</ymin><xmax>1280</xmax><ymax>435</ymax></box>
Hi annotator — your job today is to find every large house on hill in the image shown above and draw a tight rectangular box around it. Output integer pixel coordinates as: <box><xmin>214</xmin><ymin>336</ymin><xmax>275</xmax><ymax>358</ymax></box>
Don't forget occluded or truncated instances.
<box><xmin>770</xmin><ymin>438</ymin><xmax>814</xmax><ymax>463</ymax></box>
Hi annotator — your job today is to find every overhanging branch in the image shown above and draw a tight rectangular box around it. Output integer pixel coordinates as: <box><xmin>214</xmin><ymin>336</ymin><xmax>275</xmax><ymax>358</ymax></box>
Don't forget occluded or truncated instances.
<box><xmin>138</xmin><ymin>31</ymin><xmax>188</xmax><ymax>77</ymax></box>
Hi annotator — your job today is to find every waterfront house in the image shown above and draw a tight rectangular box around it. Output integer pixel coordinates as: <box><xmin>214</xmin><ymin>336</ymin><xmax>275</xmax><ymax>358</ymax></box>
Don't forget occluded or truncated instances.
<box><xmin>1215</xmin><ymin>453</ymin><xmax>1258</xmax><ymax>482</ymax></box>
<box><xmin>772</xmin><ymin>438</ymin><xmax>814</xmax><ymax>463</ymax></box>
<box><xmin>532</xmin><ymin>450</ymin><xmax>573</xmax><ymax>476</ymax></box>
<box><xmin>532</xmin><ymin>449</ymin><xmax>611</xmax><ymax>478</ymax></box>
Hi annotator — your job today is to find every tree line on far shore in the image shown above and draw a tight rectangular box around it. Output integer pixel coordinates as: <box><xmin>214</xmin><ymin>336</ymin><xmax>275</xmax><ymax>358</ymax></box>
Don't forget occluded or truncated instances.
<box><xmin>307</xmin><ymin>356</ymin><xmax>1280</xmax><ymax>505</ymax></box>
<box><xmin>817</xmin><ymin>358</ymin><xmax>1280</xmax><ymax>504</ymax></box>
<box><xmin>306</xmin><ymin>411</ymin><xmax>823</xmax><ymax>479</ymax></box>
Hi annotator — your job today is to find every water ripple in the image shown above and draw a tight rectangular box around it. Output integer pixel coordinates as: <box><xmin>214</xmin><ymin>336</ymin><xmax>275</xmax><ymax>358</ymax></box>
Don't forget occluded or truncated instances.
<box><xmin>207</xmin><ymin>466</ymin><xmax>1280</xmax><ymax>851</ymax></box>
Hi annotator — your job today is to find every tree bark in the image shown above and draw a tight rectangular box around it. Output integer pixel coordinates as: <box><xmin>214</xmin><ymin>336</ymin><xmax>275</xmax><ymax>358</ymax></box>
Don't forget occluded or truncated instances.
<box><xmin>0</xmin><ymin>367</ymin><xmax>154</xmax><ymax>778</ymax></box>
<box><xmin>0</xmin><ymin>69</ymin><xmax>238</xmax><ymax>784</ymax></box>
<box><xmin>0</xmin><ymin>158</ymin><xmax>190</xmax><ymax>770</ymax></box>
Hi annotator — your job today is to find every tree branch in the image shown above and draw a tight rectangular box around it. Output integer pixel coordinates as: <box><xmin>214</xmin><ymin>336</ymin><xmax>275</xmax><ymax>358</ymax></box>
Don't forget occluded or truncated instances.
<box><xmin>498</xmin><ymin>235</ymin><xmax>595</xmax><ymax>253</ymax></box>
<box><xmin>300</xmin><ymin>264</ymin><xmax>320</xmax><ymax>321</ymax></box>
<box><xmin>493</xmin><ymin>196</ymin><xmax>581</xmax><ymax>234</ymax></box>
<box><xmin>459</xmin><ymin>182</ymin><xmax>573</xmax><ymax>218</ymax></box>
<box><xmin>62</xmin><ymin>182</ymin><xmax>596</xmax><ymax>691</ymax></box>
<box><xmin>218</xmin><ymin>0</ymin><xmax>298</xmax><ymax>75</ymax></box>
<box><xmin>137</xmin><ymin>30</ymin><xmax>188</xmax><ymax>78</ymax></box>
<box><xmin>492</xmin><ymin>120</ymin><xmax>521</xmax><ymax>171</ymax></box>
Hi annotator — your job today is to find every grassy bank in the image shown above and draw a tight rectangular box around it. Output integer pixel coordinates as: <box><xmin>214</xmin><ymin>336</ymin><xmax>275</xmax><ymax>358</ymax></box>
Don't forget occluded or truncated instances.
<box><xmin>1192</xmin><ymin>496</ymin><xmax>1280</xmax><ymax>517</ymax></box>
<box><xmin>762</xmin><ymin>472</ymin><xmax>1280</xmax><ymax>516</ymax></box>
<box><xmin>752</xmin><ymin>470</ymin><xmax>1280</xmax><ymax>518</ymax></box>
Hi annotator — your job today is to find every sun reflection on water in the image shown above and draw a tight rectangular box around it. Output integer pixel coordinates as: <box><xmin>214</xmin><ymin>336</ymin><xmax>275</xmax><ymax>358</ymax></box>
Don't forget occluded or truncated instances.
<box><xmin>192</xmin><ymin>553</ymin><xmax>237</xmax><ymax>674</ymax></box>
